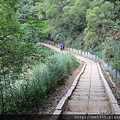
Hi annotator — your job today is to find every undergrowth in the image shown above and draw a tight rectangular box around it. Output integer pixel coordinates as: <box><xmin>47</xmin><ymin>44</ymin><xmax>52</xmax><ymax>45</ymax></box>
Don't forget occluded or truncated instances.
<box><xmin>3</xmin><ymin>53</ymin><xmax>79</xmax><ymax>114</ymax></box>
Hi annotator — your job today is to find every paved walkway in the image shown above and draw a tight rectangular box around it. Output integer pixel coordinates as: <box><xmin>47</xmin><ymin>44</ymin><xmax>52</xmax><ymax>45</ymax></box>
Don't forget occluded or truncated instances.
<box><xmin>39</xmin><ymin>43</ymin><xmax>112</xmax><ymax>114</ymax></box>
<box><xmin>63</xmin><ymin>59</ymin><xmax>111</xmax><ymax>114</ymax></box>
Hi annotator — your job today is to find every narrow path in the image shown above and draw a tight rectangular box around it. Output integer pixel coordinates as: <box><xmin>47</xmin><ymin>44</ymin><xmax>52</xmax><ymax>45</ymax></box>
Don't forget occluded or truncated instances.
<box><xmin>63</xmin><ymin>60</ymin><xmax>111</xmax><ymax>114</ymax></box>
<box><xmin>38</xmin><ymin>43</ymin><xmax>120</xmax><ymax>116</ymax></box>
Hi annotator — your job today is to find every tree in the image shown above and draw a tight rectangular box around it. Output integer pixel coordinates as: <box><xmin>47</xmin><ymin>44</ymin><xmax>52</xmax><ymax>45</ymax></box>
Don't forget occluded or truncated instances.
<box><xmin>0</xmin><ymin>0</ymin><xmax>20</xmax><ymax>115</ymax></box>
<box><xmin>84</xmin><ymin>1</ymin><xmax>117</xmax><ymax>50</ymax></box>
<box><xmin>0</xmin><ymin>0</ymin><xmax>37</xmax><ymax>114</ymax></box>
<box><xmin>37</xmin><ymin>0</ymin><xmax>90</xmax><ymax>44</ymax></box>
<box><xmin>36</xmin><ymin>0</ymin><xmax>120</xmax><ymax>70</ymax></box>
<box><xmin>16</xmin><ymin>0</ymin><xmax>39</xmax><ymax>23</ymax></box>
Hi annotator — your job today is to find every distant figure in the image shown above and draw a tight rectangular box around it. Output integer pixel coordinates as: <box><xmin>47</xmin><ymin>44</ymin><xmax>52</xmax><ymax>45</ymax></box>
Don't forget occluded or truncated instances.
<box><xmin>60</xmin><ymin>44</ymin><xmax>63</xmax><ymax>50</ymax></box>
<box><xmin>60</xmin><ymin>43</ymin><xmax>65</xmax><ymax>50</ymax></box>
<box><xmin>62</xmin><ymin>43</ymin><xmax>65</xmax><ymax>49</ymax></box>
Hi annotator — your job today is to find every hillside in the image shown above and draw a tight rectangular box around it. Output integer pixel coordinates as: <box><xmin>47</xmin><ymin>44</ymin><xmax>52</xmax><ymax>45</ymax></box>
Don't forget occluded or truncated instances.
<box><xmin>0</xmin><ymin>0</ymin><xmax>120</xmax><ymax>115</ymax></box>
<box><xmin>37</xmin><ymin>0</ymin><xmax>120</xmax><ymax>71</ymax></box>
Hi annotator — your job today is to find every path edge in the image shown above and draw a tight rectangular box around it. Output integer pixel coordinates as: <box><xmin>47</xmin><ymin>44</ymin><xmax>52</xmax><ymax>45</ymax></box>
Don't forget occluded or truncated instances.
<box><xmin>97</xmin><ymin>62</ymin><xmax>120</xmax><ymax>114</ymax></box>
<box><xmin>49</xmin><ymin>63</ymin><xmax>87</xmax><ymax>120</ymax></box>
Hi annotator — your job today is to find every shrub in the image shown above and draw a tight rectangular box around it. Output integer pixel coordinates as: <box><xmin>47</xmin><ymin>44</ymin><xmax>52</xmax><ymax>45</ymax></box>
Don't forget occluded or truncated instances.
<box><xmin>112</xmin><ymin>60</ymin><xmax>120</xmax><ymax>71</ymax></box>
<box><xmin>3</xmin><ymin>53</ymin><xmax>79</xmax><ymax>114</ymax></box>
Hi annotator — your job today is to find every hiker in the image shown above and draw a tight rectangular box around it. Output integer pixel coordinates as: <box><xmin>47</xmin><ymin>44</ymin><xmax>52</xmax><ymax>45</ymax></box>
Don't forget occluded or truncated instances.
<box><xmin>62</xmin><ymin>43</ymin><xmax>65</xmax><ymax>49</ymax></box>
<box><xmin>60</xmin><ymin>44</ymin><xmax>63</xmax><ymax>50</ymax></box>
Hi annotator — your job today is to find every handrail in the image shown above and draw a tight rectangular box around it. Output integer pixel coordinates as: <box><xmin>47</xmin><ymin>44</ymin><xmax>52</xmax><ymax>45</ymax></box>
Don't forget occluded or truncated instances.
<box><xmin>44</xmin><ymin>40</ymin><xmax>120</xmax><ymax>83</ymax></box>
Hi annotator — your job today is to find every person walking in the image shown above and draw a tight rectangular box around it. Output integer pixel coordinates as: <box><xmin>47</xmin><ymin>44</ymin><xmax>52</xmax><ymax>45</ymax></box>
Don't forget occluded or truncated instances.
<box><xmin>62</xmin><ymin>43</ymin><xmax>65</xmax><ymax>49</ymax></box>
<box><xmin>60</xmin><ymin>44</ymin><xmax>63</xmax><ymax>50</ymax></box>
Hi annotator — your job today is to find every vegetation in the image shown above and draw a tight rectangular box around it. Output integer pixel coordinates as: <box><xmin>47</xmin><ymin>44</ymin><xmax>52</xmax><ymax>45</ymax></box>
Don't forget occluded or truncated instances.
<box><xmin>0</xmin><ymin>0</ymin><xmax>120</xmax><ymax>115</ymax></box>
<box><xmin>37</xmin><ymin>0</ymin><xmax>120</xmax><ymax>71</ymax></box>
<box><xmin>0</xmin><ymin>0</ymin><xmax>55</xmax><ymax>114</ymax></box>
<box><xmin>2</xmin><ymin>53</ymin><xmax>79</xmax><ymax>114</ymax></box>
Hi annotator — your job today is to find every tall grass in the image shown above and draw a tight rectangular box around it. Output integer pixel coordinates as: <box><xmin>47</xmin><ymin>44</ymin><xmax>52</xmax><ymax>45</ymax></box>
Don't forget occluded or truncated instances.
<box><xmin>3</xmin><ymin>53</ymin><xmax>79</xmax><ymax>114</ymax></box>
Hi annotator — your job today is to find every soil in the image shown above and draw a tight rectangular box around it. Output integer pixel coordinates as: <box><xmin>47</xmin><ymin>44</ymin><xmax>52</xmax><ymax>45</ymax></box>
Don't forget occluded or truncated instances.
<box><xmin>39</xmin><ymin>60</ymin><xmax>84</xmax><ymax>115</ymax></box>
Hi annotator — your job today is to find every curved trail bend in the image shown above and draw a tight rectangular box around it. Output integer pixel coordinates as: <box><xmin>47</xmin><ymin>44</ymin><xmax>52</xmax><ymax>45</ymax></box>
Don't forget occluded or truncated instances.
<box><xmin>38</xmin><ymin>43</ymin><xmax>120</xmax><ymax>115</ymax></box>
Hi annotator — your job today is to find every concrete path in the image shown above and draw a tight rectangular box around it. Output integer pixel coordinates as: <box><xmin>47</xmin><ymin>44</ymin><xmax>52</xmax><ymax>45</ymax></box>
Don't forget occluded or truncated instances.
<box><xmin>38</xmin><ymin>43</ymin><xmax>114</xmax><ymax>114</ymax></box>
<box><xmin>63</xmin><ymin>60</ymin><xmax>111</xmax><ymax>114</ymax></box>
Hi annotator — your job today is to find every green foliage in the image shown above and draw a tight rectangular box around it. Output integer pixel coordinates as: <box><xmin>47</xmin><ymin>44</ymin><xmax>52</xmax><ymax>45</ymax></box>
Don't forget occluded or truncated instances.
<box><xmin>36</xmin><ymin>0</ymin><xmax>120</xmax><ymax>71</ymax></box>
<box><xmin>102</xmin><ymin>42</ymin><xmax>120</xmax><ymax>71</ymax></box>
<box><xmin>102</xmin><ymin>44</ymin><xmax>114</xmax><ymax>62</ymax></box>
<box><xmin>17</xmin><ymin>0</ymin><xmax>38</xmax><ymax>23</ymax></box>
<box><xmin>112</xmin><ymin>60</ymin><xmax>120</xmax><ymax>71</ymax></box>
<box><xmin>75</xmin><ymin>0</ymin><xmax>90</xmax><ymax>8</ymax></box>
<box><xmin>0</xmin><ymin>0</ymin><xmax>22</xmax><ymax>115</ymax></box>
<box><xmin>21</xmin><ymin>20</ymin><xmax>46</xmax><ymax>43</ymax></box>
<box><xmin>3</xmin><ymin>53</ymin><xmax>79</xmax><ymax>114</ymax></box>
<box><xmin>94</xmin><ymin>52</ymin><xmax>102</xmax><ymax>58</ymax></box>
<box><xmin>0</xmin><ymin>0</ymin><xmax>49</xmax><ymax>114</ymax></box>
<box><xmin>101</xmin><ymin>1</ymin><xmax>115</xmax><ymax>19</ymax></box>
<box><xmin>46</xmin><ymin>4</ymin><xmax>59</xmax><ymax>18</ymax></box>
<box><xmin>0</xmin><ymin>0</ymin><xmax>23</xmax><ymax>73</ymax></box>
<box><xmin>1</xmin><ymin>0</ymin><xmax>120</xmax><ymax>114</ymax></box>
<box><xmin>83</xmin><ymin>0</ymin><xmax>120</xmax><ymax>71</ymax></box>
<box><xmin>37</xmin><ymin>0</ymin><xmax>89</xmax><ymax>42</ymax></box>
<box><xmin>90</xmin><ymin>0</ymin><xmax>103</xmax><ymax>8</ymax></box>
